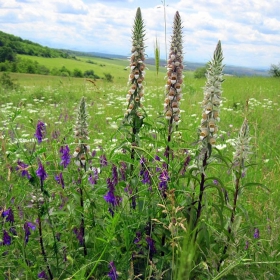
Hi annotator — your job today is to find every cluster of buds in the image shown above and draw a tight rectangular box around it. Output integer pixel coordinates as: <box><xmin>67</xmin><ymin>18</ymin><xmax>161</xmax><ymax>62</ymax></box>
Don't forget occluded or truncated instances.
<box><xmin>232</xmin><ymin>118</ymin><xmax>250</xmax><ymax>175</ymax></box>
<box><xmin>124</xmin><ymin>7</ymin><xmax>146</xmax><ymax>131</ymax></box>
<box><xmin>164</xmin><ymin>11</ymin><xmax>184</xmax><ymax>127</ymax></box>
<box><xmin>73</xmin><ymin>97</ymin><xmax>91</xmax><ymax>168</ymax></box>
<box><xmin>199</xmin><ymin>41</ymin><xmax>224</xmax><ymax>147</ymax></box>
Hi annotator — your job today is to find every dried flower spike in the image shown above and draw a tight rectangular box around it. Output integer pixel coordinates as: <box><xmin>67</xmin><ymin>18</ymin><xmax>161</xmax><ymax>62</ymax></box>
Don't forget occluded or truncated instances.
<box><xmin>123</xmin><ymin>7</ymin><xmax>146</xmax><ymax>133</ymax></box>
<box><xmin>164</xmin><ymin>11</ymin><xmax>184</xmax><ymax>128</ymax></box>
<box><xmin>199</xmin><ymin>40</ymin><xmax>224</xmax><ymax>148</ymax></box>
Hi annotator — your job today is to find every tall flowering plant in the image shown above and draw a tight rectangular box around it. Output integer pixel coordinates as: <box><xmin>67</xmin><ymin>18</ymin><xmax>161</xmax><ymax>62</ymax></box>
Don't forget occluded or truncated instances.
<box><xmin>164</xmin><ymin>11</ymin><xmax>184</xmax><ymax>166</ymax></box>
<box><xmin>73</xmin><ymin>97</ymin><xmax>90</xmax><ymax>171</ymax></box>
<box><xmin>195</xmin><ymin>41</ymin><xmax>224</xmax><ymax>228</ymax></box>
<box><xmin>124</xmin><ymin>7</ymin><xmax>146</xmax><ymax>140</ymax></box>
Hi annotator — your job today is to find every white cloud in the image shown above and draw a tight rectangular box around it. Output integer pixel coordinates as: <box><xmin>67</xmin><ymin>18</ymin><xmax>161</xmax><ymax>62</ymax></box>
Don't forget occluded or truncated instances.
<box><xmin>0</xmin><ymin>0</ymin><xmax>279</xmax><ymax>68</ymax></box>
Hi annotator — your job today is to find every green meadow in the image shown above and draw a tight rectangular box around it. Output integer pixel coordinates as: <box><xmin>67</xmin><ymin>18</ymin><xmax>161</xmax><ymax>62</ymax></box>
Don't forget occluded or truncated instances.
<box><xmin>1</xmin><ymin>54</ymin><xmax>280</xmax><ymax>279</ymax></box>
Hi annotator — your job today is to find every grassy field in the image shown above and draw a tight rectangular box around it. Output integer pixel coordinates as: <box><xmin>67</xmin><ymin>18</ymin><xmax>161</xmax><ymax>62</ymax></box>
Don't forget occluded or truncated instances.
<box><xmin>1</xmin><ymin>60</ymin><xmax>280</xmax><ymax>279</ymax></box>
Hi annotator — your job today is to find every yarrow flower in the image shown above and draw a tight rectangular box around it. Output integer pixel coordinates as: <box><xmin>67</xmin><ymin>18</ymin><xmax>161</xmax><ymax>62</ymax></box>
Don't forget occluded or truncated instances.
<box><xmin>60</xmin><ymin>145</ymin><xmax>71</xmax><ymax>168</ymax></box>
<box><xmin>34</xmin><ymin>120</ymin><xmax>46</xmax><ymax>144</ymax></box>
<box><xmin>123</xmin><ymin>7</ymin><xmax>146</xmax><ymax>133</ymax></box>
<box><xmin>24</xmin><ymin>221</ymin><xmax>36</xmax><ymax>244</ymax></box>
<box><xmin>164</xmin><ymin>11</ymin><xmax>184</xmax><ymax>128</ymax></box>
<box><xmin>199</xmin><ymin>40</ymin><xmax>224</xmax><ymax>148</ymax></box>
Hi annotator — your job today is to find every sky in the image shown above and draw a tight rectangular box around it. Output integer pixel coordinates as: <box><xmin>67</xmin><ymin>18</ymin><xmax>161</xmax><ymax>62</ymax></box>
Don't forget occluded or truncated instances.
<box><xmin>0</xmin><ymin>0</ymin><xmax>280</xmax><ymax>69</ymax></box>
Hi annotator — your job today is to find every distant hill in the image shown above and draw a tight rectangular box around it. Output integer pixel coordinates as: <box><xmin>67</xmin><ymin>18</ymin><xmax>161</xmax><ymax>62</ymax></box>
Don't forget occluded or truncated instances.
<box><xmin>0</xmin><ymin>30</ymin><xmax>270</xmax><ymax>76</ymax></box>
<box><xmin>0</xmin><ymin>30</ymin><xmax>70</xmax><ymax>58</ymax></box>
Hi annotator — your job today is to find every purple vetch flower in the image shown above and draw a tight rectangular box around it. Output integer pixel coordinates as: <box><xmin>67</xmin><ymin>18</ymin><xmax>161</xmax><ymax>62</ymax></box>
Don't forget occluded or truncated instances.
<box><xmin>2</xmin><ymin>230</ymin><xmax>11</xmax><ymax>245</ymax></box>
<box><xmin>34</xmin><ymin>120</ymin><xmax>46</xmax><ymax>144</ymax></box>
<box><xmin>104</xmin><ymin>178</ymin><xmax>122</xmax><ymax>216</ymax></box>
<box><xmin>2</xmin><ymin>208</ymin><xmax>14</xmax><ymax>224</ymax></box>
<box><xmin>112</xmin><ymin>165</ymin><xmax>118</xmax><ymax>186</ymax></box>
<box><xmin>16</xmin><ymin>160</ymin><xmax>31</xmax><ymax>180</ymax></box>
<box><xmin>134</xmin><ymin>232</ymin><xmax>142</xmax><ymax>244</ymax></box>
<box><xmin>60</xmin><ymin>145</ymin><xmax>71</xmax><ymax>168</ymax></box>
<box><xmin>100</xmin><ymin>154</ymin><xmax>108</xmax><ymax>167</ymax></box>
<box><xmin>245</xmin><ymin>241</ymin><xmax>249</xmax><ymax>250</ymax></box>
<box><xmin>254</xmin><ymin>228</ymin><xmax>260</xmax><ymax>239</ymax></box>
<box><xmin>38</xmin><ymin>270</ymin><xmax>48</xmax><ymax>279</ymax></box>
<box><xmin>146</xmin><ymin>236</ymin><xmax>156</xmax><ymax>258</ymax></box>
<box><xmin>88</xmin><ymin>167</ymin><xmax>99</xmax><ymax>185</ymax></box>
<box><xmin>55</xmin><ymin>172</ymin><xmax>65</xmax><ymax>189</ymax></box>
<box><xmin>91</xmin><ymin>150</ymin><xmax>97</xmax><ymax>157</ymax></box>
<box><xmin>158</xmin><ymin>168</ymin><xmax>169</xmax><ymax>197</ymax></box>
<box><xmin>24</xmin><ymin>222</ymin><xmax>36</xmax><ymax>244</ymax></box>
<box><xmin>120</xmin><ymin>162</ymin><xmax>127</xmax><ymax>181</ymax></box>
<box><xmin>36</xmin><ymin>161</ymin><xmax>47</xmax><ymax>182</ymax></box>
<box><xmin>73</xmin><ymin>227</ymin><xmax>84</xmax><ymax>245</ymax></box>
<box><xmin>108</xmin><ymin>261</ymin><xmax>118</xmax><ymax>280</ymax></box>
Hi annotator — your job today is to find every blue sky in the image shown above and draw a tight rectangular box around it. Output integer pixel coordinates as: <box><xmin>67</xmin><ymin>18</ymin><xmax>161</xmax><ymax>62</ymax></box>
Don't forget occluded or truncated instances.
<box><xmin>0</xmin><ymin>0</ymin><xmax>280</xmax><ymax>68</ymax></box>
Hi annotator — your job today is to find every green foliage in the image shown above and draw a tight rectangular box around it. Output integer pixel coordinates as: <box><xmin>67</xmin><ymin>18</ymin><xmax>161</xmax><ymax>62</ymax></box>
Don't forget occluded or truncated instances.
<box><xmin>194</xmin><ymin>66</ymin><xmax>207</xmax><ymax>78</ymax></box>
<box><xmin>103</xmin><ymin>72</ymin><xmax>114</xmax><ymax>82</ymax></box>
<box><xmin>269</xmin><ymin>63</ymin><xmax>280</xmax><ymax>77</ymax></box>
<box><xmin>0</xmin><ymin>46</ymin><xmax>17</xmax><ymax>62</ymax></box>
<box><xmin>0</xmin><ymin>72</ymin><xmax>19</xmax><ymax>90</ymax></box>
<box><xmin>73</xmin><ymin>68</ymin><xmax>83</xmax><ymax>78</ymax></box>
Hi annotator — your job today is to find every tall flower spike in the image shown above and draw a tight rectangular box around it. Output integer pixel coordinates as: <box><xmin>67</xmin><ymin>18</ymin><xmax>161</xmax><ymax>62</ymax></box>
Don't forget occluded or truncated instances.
<box><xmin>124</xmin><ymin>7</ymin><xmax>146</xmax><ymax>133</ymax></box>
<box><xmin>164</xmin><ymin>11</ymin><xmax>184</xmax><ymax>128</ymax></box>
<box><xmin>199</xmin><ymin>40</ymin><xmax>224</xmax><ymax>148</ymax></box>
<box><xmin>232</xmin><ymin>118</ymin><xmax>250</xmax><ymax>175</ymax></box>
<box><xmin>73</xmin><ymin>97</ymin><xmax>90</xmax><ymax>168</ymax></box>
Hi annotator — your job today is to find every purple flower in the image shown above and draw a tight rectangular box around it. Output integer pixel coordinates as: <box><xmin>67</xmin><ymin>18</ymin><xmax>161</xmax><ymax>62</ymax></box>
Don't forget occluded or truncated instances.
<box><xmin>2</xmin><ymin>230</ymin><xmax>11</xmax><ymax>245</ymax></box>
<box><xmin>16</xmin><ymin>160</ymin><xmax>31</xmax><ymax>179</ymax></box>
<box><xmin>146</xmin><ymin>236</ymin><xmax>156</xmax><ymax>257</ymax></box>
<box><xmin>55</xmin><ymin>172</ymin><xmax>65</xmax><ymax>189</ymax></box>
<box><xmin>158</xmin><ymin>168</ymin><xmax>169</xmax><ymax>197</ymax></box>
<box><xmin>120</xmin><ymin>162</ymin><xmax>127</xmax><ymax>181</ymax></box>
<box><xmin>38</xmin><ymin>270</ymin><xmax>48</xmax><ymax>279</ymax></box>
<box><xmin>2</xmin><ymin>208</ymin><xmax>14</xmax><ymax>224</ymax></box>
<box><xmin>104</xmin><ymin>178</ymin><xmax>122</xmax><ymax>216</ymax></box>
<box><xmin>36</xmin><ymin>161</ymin><xmax>47</xmax><ymax>182</ymax></box>
<box><xmin>60</xmin><ymin>145</ymin><xmax>71</xmax><ymax>168</ymax></box>
<box><xmin>34</xmin><ymin>121</ymin><xmax>46</xmax><ymax>144</ymax></box>
<box><xmin>254</xmin><ymin>228</ymin><xmax>260</xmax><ymax>239</ymax></box>
<box><xmin>73</xmin><ymin>227</ymin><xmax>84</xmax><ymax>245</ymax></box>
<box><xmin>245</xmin><ymin>241</ymin><xmax>249</xmax><ymax>250</ymax></box>
<box><xmin>112</xmin><ymin>165</ymin><xmax>118</xmax><ymax>186</ymax></box>
<box><xmin>88</xmin><ymin>167</ymin><xmax>99</xmax><ymax>185</ymax></box>
<box><xmin>100</xmin><ymin>154</ymin><xmax>108</xmax><ymax>167</ymax></box>
<box><xmin>108</xmin><ymin>261</ymin><xmax>118</xmax><ymax>280</ymax></box>
<box><xmin>24</xmin><ymin>222</ymin><xmax>36</xmax><ymax>244</ymax></box>
<box><xmin>134</xmin><ymin>232</ymin><xmax>142</xmax><ymax>244</ymax></box>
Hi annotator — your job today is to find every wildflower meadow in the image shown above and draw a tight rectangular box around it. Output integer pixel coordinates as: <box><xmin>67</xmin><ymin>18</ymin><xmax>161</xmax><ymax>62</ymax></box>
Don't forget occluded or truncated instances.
<box><xmin>1</xmin><ymin>7</ymin><xmax>280</xmax><ymax>280</ymax></box>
